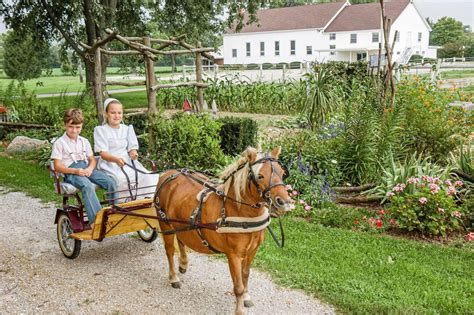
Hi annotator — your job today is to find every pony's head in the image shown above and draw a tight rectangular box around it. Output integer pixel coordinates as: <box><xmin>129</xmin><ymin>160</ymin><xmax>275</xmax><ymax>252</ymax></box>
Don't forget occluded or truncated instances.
<box><xmin>219</xmin><ymin>147</ymin><xmax>291</xmax><ymax>217</ymax></box>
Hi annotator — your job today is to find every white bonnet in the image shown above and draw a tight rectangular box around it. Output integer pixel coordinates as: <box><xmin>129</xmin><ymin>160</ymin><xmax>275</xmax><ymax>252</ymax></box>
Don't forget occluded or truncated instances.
<box><xmin>103</xmin><ymin>98</ymin><xmax>122</xmax><ymax>112</ymax></box>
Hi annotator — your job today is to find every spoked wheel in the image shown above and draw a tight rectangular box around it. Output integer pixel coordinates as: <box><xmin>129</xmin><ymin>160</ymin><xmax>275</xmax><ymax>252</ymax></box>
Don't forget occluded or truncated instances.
<box><xmin>57</xmin><ymin>213</ymin><xmax>81</xmax><ymax>259</ymax></box>
<box><xmin>137</xmin><ymin>227</ymin><xmax>158</xmax><ymax>243</ymax></box>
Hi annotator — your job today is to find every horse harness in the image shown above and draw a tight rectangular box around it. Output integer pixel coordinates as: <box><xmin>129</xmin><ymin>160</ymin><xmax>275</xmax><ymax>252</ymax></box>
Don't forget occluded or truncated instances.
<box><xmin>153</xmin><ymin>156</ymin><xmax>288</xmax><ymax>253</ymax></box>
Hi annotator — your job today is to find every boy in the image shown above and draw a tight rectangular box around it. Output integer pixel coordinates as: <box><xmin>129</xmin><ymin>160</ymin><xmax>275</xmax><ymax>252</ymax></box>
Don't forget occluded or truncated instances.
<box><xmin>51</xmin><ymin>108</ymin><xmax>117</xmax><ymax>226</ymax></box>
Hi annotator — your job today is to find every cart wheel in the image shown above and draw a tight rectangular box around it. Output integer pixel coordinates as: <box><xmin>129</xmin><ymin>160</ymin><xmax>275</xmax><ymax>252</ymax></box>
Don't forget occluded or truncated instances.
<box><xmin>137</xmin><ymin>227</ymin><xmax>158</xmax><ymax>243</ymax></box>
<box><xmin>57</xmin><ymin>213</ymin><xmax>81</xmax><ymax>259</ymax></box>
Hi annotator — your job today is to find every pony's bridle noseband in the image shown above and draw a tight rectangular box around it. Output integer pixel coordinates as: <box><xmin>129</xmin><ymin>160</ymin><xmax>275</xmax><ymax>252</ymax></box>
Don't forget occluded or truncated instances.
<box><xmin>247</xmin><ymin>156</ymin><xmax>289</xmax><ymax>205</ymax></box>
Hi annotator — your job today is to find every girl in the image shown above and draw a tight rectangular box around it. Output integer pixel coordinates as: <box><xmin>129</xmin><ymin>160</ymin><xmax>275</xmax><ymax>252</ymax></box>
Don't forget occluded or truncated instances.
<box><xmin>94</xmin><ymin>98</ymin><xmax>158</xmax><ymax>202</ymax></box>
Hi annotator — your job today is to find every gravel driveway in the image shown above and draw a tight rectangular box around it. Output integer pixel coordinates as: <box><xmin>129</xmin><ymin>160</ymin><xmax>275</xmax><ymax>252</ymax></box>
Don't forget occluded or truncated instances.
<box><xmin>0</xmin><ymin>188</ymin><xmax>334</xmax><ymax>314</ymax></box>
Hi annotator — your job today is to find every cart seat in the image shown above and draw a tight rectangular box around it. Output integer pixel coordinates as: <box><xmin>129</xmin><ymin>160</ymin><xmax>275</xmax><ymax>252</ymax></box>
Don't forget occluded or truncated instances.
<box><xmin>49</xmin><ymin>160</ymin><xmax>98</xmax><ymax>196</ymax></box>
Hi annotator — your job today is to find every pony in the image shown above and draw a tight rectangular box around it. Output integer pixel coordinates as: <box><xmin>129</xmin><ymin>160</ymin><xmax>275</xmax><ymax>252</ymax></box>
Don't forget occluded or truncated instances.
<box><xmin>154</xmin><ymin>147</ymin><xmax>291</xmax><ymax>315</ymax></box>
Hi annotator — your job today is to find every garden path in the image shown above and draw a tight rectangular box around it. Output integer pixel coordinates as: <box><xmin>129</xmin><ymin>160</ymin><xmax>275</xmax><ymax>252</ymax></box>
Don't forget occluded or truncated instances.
<box><xmin>0</xmin><ymin>188</ymin><xmax>334</xmax><ymax>314</ymax></box>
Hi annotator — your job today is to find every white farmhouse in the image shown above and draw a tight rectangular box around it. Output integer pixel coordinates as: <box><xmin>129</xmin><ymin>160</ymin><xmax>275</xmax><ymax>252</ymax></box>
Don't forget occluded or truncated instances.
<box><xmin>223</xmin><ymin>0</ymin><xmax>436</xmax><ymax>65</ymax></box>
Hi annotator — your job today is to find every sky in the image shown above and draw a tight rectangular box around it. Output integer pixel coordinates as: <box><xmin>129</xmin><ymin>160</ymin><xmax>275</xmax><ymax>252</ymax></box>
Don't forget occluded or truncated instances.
<box><xmin>0</xmin><ymin>0</ymin><xmax>472</xmax><ymax>34</ymax></box>
<box><xmin>414</xmin><ymin>0</ymin><xmax>474</xmax><ymax>28</ymax></box>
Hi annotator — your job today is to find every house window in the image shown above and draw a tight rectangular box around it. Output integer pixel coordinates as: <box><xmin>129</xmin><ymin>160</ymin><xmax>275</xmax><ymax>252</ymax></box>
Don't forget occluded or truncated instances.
<box><xmin>246</xmin><ymin>42</ymin><xmax>250</xmax><ymax>57</ymax></box>
<box><xmin>329</xmin><ymin>33</ymin><xmax>336</xmax><ymax>40</ymax></box>
<box><xmin>418</xmin><ymin>32</ymin><xmax>422</xmax><ymax>42</ymax></box>
<box><xmin>306</xmin><ymin>46</ymin><xmax>312</xmax><ymax>55</ymax></box>
<box><xmin>350</xmin><ymin>33</ymin><xmax>357</xmax><ymax>44</ymax></box>
<box><xmin>357</xmin><ymin>52</ymin><xmax>367</xmax><ymax>60</ymax></box>
<box><xmin>396</xmin><ymin>51</ymin><xmax>400</xmax><ymax>55</ymax></box>
<box><xmin>260</xmin><ymin>42</ymin><xmax>265</xmax><ymax>56</ymax></box>
<box><xmin>232</xmin><ymin>49</ymin><xmax>237</xmax><ymax>58</ymax></box>
<box><xmin>330</xmin><ymin>51</ymin><xmax>335</xmax><ymax>55</ymax></box>
<box><xmin>290</xmin><ymin>40</ymin><xmax>296</xmax><ymax>55</ymax></box>
<box><xmin>372</xmin><ymin>32</ymin><xmax>379</xmax><ymax>43</ymax></box>
<box><xmin>395</xmin><ymin>32</ymin><xmax>400</xmax><ymax>42</ymax></box>
<box><xmin>275</xmin><ymin>41</ymin><xmax>280</xmax><ymax>56</ymax></box>
<box><xmin>329</xmin><ymin>45</ymin><xmax>336</xmax><ymax>55</ymax></box>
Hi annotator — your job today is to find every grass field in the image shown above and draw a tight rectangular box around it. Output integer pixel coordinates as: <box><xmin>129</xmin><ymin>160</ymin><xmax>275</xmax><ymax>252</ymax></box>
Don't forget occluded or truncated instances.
<box><xmin>0</xmin><ymin>155</ymin><xmax>472</xmax><ymax>314</ymax></box>
<box><xmin>0</xmin><ymin>66</ymin><xmax>182</xmax><ymax>95</ymax></box>
<box><xmin>440</xmin><ymin>69</ymin><xmax>474</xmax><ymax>79</ymax></box>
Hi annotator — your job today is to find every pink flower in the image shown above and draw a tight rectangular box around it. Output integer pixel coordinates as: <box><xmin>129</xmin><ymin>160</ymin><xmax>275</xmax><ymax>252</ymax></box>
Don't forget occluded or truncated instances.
<box><xmin>452</xmin><ymin>211</ymin><xmax>461</xmax><ymax>218</ymax></box>
<box><xmin>447</xmin><ymin>186</ymin><xmax>456</xmax><ymax>196</ymax></box>
<box><xmin>429</xmin><ymin>183</ymin><xmax>440</xmax><ymax>194</ymax></box>
<box><xmin>421</xmin><ymin>175</ymin><xmax>428</xmax><ymax>181</ymax></box>
<box><xmin>299</xmin><ymin>199</ymin><xmax>306</xmax><ymax>204</ymax></box>
<box><xmin>386</xmin><ymin>191</ymin><xmax>395</xmax><ymax>198</ymax></box>
<box><xmin>289</xmin><ymin>198</ymin><xmax>295</xmax><ymax>204</ymax></box>
<box><xmin>419</xmin><ymin>197</ymin><xmax>428</xmax><ymax>204</ymax></box>
<box><xmin>407</xmin><ymin>177</ymin><xmax>420</xmax><ymax>184</ymax></box>
<box><xmin>426</xmin><ymin>176</ymin><xmax>434</xmax><ymax>183</ymax></box>
<box><xmin>289</xmin><ymin>204</ymin><xmax>296</xmax><ymax>210</ymax></box>
<box><xmin>454</xmin><ymin>180</ymin><xmax>463</xmax><ymax>187</ymax></box>
<box><xmin>389</xmin><ymin>218</ymin><xmax>396</xmax><ymax>226</ymax></box>
<box><xmin>377</xmin><ymin>210</ymin><xmax>385</xmax><ymax>215</ymax></box>
<box><xmin>444</xmin><ymin>179</ymin><xmax>452</xmax><ymax>186</ymax></box>
<box><xmin>304</xmin><ymin>205</ymin><xmax>311</xmax><ymax>211</ymax></box>
<box><xmin>465</xmin><ymin>232</ymin><xmax>474</xmax><ymax>242</ymax></box>
<box><xmin>393</xmin><ymin>184</ymin><xmax>405</xmax><ymax>193</ymax></box>
<box><xmin>285</xmin><ymin>184</ymin><xmax>293</xmax><ymax>191</ymax></box>
<box><xmin>292</xmin><ymin>190</ymin><xmax>299</xmax><ymax>196</ymax></box>
<box><xmin>369</xmin><ymin>217</ymin><xmax>376</xmax><ymax>224</ymax></box>
<box><xmin>437</xmin><ymin>208</ymin><xmax>445</xmax><ymax>213</ymax></box>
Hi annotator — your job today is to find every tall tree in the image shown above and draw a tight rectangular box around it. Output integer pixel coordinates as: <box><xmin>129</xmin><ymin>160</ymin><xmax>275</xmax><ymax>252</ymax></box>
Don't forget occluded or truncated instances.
<box><xmin>3</xmin><ymin>30</ymin><xmax>51</xmax><ymax>80</ymax></box>
<box><xmin>430</xmin><ymin>17</ymin><xmax>465</xmax><ymax>46</ymax></box>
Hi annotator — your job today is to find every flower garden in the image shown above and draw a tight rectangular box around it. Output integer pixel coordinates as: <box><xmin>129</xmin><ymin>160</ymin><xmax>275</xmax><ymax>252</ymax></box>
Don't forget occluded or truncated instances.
<box><xmin>0</xmin><ymin>60</ymin><xmax>473</xmax><ymax>313</ymax></box>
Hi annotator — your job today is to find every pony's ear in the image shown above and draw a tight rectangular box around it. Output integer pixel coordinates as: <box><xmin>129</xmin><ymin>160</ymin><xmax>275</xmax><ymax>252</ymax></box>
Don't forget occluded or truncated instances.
<box><xmin>246</xmin><ymin>147</ymin><xmax>258</xmax><ymax>164</ymax></box>
<box><xmin>270</xmin><ymin>146</ymin><xmax>281</xmax><ymax>159</ymax></box>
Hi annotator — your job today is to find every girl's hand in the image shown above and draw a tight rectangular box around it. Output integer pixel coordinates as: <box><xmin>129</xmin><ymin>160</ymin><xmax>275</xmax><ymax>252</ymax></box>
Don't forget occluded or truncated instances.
<box><xmin>129</xmin><ymin>149</ymin><xmax>138</xmax><ymax>160</ymax></box>
<box><xmin>115</xmin><ymin>157</ymin><xmax>126</xmax><ymax>167</ymax></box>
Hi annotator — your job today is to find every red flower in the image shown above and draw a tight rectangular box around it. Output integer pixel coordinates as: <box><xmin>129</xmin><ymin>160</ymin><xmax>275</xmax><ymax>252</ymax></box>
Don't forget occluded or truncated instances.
<box><xmin>390</xmin><ymin>218</ymin><xmax>396</xmax><ymax>226</ymax></box>
<box><xmin>0</xmin><ymin>106</ymin><xmax>7</xmax><ymax>114</ymax></box>
<box><xmin>377</xmin><ymin>209</ymin><xmax>385</xmax><ymax>215</ymax></box>
<box><xmin>376</xmin><ymin>219</ymin><xmax>383</xmax><ymax>229</ymax></box>
<box><xmin>354</xmin><ymin>219</ymin><xmax>359</xmax><ymax>225</ymax></box>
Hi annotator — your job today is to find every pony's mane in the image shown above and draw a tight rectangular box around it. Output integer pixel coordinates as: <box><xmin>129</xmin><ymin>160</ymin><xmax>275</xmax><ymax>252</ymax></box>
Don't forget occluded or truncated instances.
<box><xmin>218</xmin><ymin>152</ymin><xmax>263</xmax><ymax>203</ymax></box>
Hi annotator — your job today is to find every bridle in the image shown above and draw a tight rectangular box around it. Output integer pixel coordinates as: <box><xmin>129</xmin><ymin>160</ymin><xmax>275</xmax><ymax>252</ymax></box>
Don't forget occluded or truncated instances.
<box><xmin>247</xmin><ymin>155</ymin><xmax>289</xmax><ymax>206</ymax></box>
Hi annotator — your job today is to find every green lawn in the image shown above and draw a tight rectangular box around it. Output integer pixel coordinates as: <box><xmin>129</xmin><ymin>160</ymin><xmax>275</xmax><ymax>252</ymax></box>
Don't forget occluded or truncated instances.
<box><xmin>440</xmin><ymin>69</ymin><xmax>474</xmax><ymax>79</ymax></box>
<box><xmin>0</xmin><ymin>155</ymin><xmax>472</xmax><ymax>314</ymax></box>
<box><xmin>0</xmin><ymin>66</ymin><xmax>182</xmax><ymax>95</ymax></box>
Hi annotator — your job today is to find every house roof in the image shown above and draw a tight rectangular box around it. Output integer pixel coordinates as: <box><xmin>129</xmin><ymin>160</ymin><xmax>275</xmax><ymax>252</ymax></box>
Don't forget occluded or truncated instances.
<box><xmin>226</xmin><ymin>1</ymin><xmax>346</xmax><ymax>34</ymax></box>
<box><xmin>325</xmin><ymin>0</ymin><xmax>411</xmax><ymax>32</ymax></box>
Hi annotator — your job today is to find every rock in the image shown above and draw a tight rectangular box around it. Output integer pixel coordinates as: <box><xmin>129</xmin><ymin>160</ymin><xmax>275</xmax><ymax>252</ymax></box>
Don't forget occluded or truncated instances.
<box><xmin>6</xmin><ymin>136</ymin><xmax>48</xmax><ymax>155</ymax></box>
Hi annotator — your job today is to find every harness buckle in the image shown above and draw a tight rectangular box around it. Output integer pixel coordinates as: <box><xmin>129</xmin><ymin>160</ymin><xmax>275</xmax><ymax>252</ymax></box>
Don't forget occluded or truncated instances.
<box><xmin>202</xmin><ymin>240</ymin><xmax>209</xmax><ymax>247</ymax></box>
<box><xmin>216</xmin><ymin>190</ymin><xmax>225</xmax><ymax>197</ymax></box>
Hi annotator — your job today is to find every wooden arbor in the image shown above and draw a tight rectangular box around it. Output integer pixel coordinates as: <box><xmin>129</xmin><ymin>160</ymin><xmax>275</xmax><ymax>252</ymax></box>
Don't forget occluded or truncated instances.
<box><xmin>81</xmin><ymin>29</ymin><xmax>214</xmax><ymax>123</ymax></box>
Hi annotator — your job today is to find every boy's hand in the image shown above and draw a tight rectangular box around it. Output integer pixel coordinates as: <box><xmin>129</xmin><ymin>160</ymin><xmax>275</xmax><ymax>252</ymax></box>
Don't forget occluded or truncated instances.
<box><xmin>75</xmin><ymin>169</ymin><xmax>88</xmax><ymax>176</ymax></box>
<box><xmin>129</xmin><ymin>149</ymin><xmax>138</xmax><ymax>160</ymax></box>
<box><xmin>83</xmin><ymin>167</ymin><xmax>94</xmax><ymax>177</ymax></box>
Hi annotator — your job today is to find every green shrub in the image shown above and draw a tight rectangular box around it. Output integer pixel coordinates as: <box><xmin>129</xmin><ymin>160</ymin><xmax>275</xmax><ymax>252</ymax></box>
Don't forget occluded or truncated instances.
<box><xmin>148</xmin><ymin>112</ymin><xmax>226</xmax><ymax>171</ymax></box>
<box><xmin>387</xmin><ymin>176</ymin><xmax>464</xmax><ymax>236</ymax></box>
<box><xmin>124</xmin><ymin>112</ymin><xmax>149</xmax><ymax>155</ymax></box>
<box><xmin>218</xmin><ymin>117</ymin><xmax>257</xmax><ymax>156</ymax></box>
<box><xmin>269</xmin><ymin>129</ymin><xmax>342</xmax><ymax>185</ymax></box>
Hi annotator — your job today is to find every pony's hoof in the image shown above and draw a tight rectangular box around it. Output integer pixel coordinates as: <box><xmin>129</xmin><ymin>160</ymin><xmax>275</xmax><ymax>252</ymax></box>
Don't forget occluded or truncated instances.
<box><xmin>171</xmin><ymin>281</ymin><xmax>181</xmax><ymax>289</ymax></box>
<box><xmin>179</xmin><ymin>266</ymin><xmax>187</xmax><ymax>274</ymax></box>
<box><xmin>244</xmin><ymin>300</ymin><xmax>254</xmax><ymax>308</ymax></box>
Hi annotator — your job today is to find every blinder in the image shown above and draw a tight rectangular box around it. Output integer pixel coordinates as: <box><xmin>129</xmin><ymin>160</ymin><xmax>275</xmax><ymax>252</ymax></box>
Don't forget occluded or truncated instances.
<box><xmin>248</xmin><ymin>157</ymin><xmax>288</xmax><ymax>203</ymax></box>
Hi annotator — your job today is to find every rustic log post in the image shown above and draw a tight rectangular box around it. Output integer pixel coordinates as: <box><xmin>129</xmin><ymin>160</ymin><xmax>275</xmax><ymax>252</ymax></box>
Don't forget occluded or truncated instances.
<box><xmin>144</xmin><ymin>37</ymin><xmax>158</xmax><ymax>115</ymax></box>
<box><xmin>93</xmin><ymin>46</ymin><xmax>104</xmax><ymax>124</ymax></box>
<box><xmin>195</xmin><ymin>41</ymin><xmax>204</xmax><ymax>112</ymax></box>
